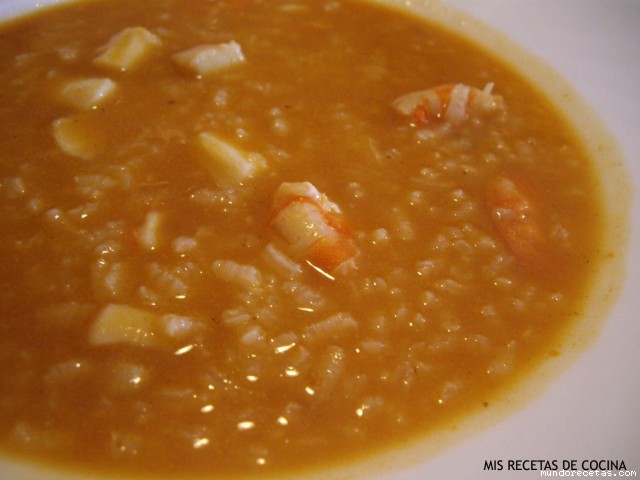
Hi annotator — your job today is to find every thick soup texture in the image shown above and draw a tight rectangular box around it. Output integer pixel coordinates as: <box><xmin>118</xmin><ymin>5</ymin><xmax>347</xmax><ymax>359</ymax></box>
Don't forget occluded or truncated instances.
<box><xmin>0</xmin><ymin>0</ymin><xmax>604</xmax><ymax>476</ymax></box>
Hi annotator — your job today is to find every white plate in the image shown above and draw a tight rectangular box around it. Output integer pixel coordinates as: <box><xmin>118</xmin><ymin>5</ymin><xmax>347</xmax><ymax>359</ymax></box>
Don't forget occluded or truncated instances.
<box><xmin>0</xmin><ymin>1</ymin><xmax>638</xmax><ymax>479</ymax></box>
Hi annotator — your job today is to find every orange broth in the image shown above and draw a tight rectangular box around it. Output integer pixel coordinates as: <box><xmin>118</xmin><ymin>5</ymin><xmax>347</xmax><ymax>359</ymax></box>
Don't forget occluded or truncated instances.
<box><xmin>0</xmin><ymin>0</ymin><xmax>607</xmax><ymax>476</ymax></box>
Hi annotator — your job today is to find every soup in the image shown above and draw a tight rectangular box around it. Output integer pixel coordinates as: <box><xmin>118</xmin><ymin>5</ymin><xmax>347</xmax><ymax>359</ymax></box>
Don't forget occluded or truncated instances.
<box><xmin>0</xmin><ymin>0</ymin><xmax>610</xmax><ymax>476</ymax></box>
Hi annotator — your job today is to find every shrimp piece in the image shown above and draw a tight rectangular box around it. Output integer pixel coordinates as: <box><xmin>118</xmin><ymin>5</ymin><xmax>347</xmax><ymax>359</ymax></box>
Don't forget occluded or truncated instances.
<box><xmin>270</xmin><ymin>182</ymin><xmax>357</xmax><ymax>278</ymax></box>
<box><xmin>486</xmin><ymin>175</ymin><xmax>544</xmax><ymax>264</ymax></box>
<box><xmin>392</xmin><ymin>83</ymin><xmax>504</xmax><ymax>126</ymax></box>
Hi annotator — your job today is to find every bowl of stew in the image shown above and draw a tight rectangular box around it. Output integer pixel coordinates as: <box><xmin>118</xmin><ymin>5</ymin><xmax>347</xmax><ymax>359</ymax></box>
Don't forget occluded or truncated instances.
<box><xmin>0</xmin><ymin>0</ymin><xmax>637</xmax><ymax>479</ymax></box>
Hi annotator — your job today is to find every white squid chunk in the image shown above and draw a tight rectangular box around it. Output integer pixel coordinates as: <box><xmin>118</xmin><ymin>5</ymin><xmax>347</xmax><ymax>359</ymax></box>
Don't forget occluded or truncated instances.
<box><xmin>90</xmin><ymin>304</ymin><xmax>203</xmax><ymax>349</ymax></box>
<box><xmin>172</xmin><ymin>41</ymin><xmax>246</xmax><ymax>76</ymax></box>
<box><xmin>196</xmin><ymin>131</ymin><xmax>266</xmax><ymax>186</ymax></box>
<box><xmin>93</xmin><ymin>27</ymin><xmax>162</xmax><ymax>71</ymax></box>
<box><xmin>90</xmin><ymin>303</ymin><xmax>162</xmax><ymax>348</ymax></box>
<box><xmin>51</xmin><ymin>115</ymin><xmax>102</xmax><ymax>160</ymax></box>
<box><xmin>59</xmin><ymin>78</ymin><xmax>117</xmax><ymax>111</ymax></box>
